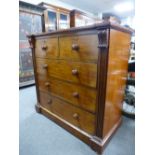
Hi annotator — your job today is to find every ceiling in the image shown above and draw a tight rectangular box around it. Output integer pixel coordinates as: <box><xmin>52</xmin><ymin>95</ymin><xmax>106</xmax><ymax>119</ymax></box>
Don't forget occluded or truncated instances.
<box><xmin>59</xmin><ymin>0</ymin><xmax>135</xmax><ymax>19</ymax></box>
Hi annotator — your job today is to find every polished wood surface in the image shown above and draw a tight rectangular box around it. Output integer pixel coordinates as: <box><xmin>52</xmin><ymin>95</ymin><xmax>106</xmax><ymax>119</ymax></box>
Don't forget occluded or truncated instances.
<box><xmin>28</xmin><ymin>22</ymin><xmax>132</xmax><ymax>153</ymax></box>
<box><xmin>59</xmin><ymin>34</ymin><xmax>98</xmax><ymax>61</ymax></box>
<box><xmin>30</xmin><ymin>21</ymin><xmax>133</xmax><ymax>38</ymax></box>
<box><xmin>95</xmin><ymin>30</ymin><xmax>109</xmax><ymax>138</ymax></box>
<box><xmin>35</xmin><ymin>37</ymin><xmax>58</xmax><ymax>58</ymax></box>
<box><xmin>36</xmin><ymin>58</ymin><xmax>97</xmax><ymax>88</ymax></box>
<box><xmin>39</xmin><ymin>91</ymin><xmax>95</xmax><ymax>134</ymax></box>
<box><xmin>38</xmin><ymin>75</ymin><xmax>97</xmax><ymax>113</ymax></box>
<box><xmin>40</xmin><ymin>105</ymin><xmax>93</xmax><ymax>146</ymax></box>
<box><xmin>39</xmin><ymin>2</ymin><xmax>71</xmax><ymax>14</ymax></box>
<box><xmin>103</xmin><ymin>29</ymin><xmax>130</xmax><ymax>136</ymax></box>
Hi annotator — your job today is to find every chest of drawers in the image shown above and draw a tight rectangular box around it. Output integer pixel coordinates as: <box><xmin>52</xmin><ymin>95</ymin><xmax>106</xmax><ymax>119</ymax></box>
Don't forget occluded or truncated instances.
<box><xmin>28</xmin><ymin>22</ymin><xmax>132</xmax><ymax>153</ymax></box>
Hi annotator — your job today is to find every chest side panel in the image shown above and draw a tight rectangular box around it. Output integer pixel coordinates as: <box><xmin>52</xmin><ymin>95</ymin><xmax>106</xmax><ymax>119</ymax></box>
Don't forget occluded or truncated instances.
<box><xmin>103</xmin><ymin>29</ymin><xmax>131</xmax><ymax>136</ymax></box>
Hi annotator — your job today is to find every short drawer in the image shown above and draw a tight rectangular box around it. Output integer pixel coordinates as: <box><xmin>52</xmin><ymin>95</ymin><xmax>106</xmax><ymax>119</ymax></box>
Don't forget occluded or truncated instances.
<box><xmin>36</xmin><ymin>58</ymin><xmax>97</xmax><ymax>88</ymax></box>
<box><xmin>59</xmin><ymin>34</ymin><xmax>98</xmax><ymax>61</ymax></box>
<box><xmin>39</xmin><ymin>91</ymin><xmax>95</xmax><ymax>135</ymax></box>
<box><xmin>35</xmin><ymin>37</ymin><xmax>58</xmax><ymax>58</ymax></box>
<box><xmin>38</xmin><ymin>75</ymin><xmax>97</xmax><ymax>113</ymax></box>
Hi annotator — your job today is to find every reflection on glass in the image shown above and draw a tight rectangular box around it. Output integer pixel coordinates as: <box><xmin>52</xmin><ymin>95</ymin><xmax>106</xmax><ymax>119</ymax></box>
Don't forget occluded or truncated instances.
<box><xmin>59</xmin><ymin>14</ymin><xmax>68</xmax><ymax>29</ymax></box>
<box><xmin>19</xmin><ymin>12</ymin><xmax>42</xmax><ymax>84</ymax></box>
<box><xmin>48</xmin><ymin>11</ymin><xmax>57</xmax><ymax>31</ymax></box>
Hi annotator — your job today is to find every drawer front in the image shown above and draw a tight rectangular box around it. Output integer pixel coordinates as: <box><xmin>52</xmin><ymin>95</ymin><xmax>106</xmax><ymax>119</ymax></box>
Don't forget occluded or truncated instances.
<box><xmin>35</xmin><ymin>38</ymin><xmax>58</xmax><ymax>58</ymax></box>
<box><xmin>38</xmin><ymin>75</ymin><xmax>97</xmax><ymax>113</ymax></box>
<box><xmin>39</xmin><ymin>91</ymin><xmax>95</xmax><ymax>134</ymax></box>
<box><xmin>59</xmin><ymin>34</ymin><xmax>98</xmax><ymax>61</ymax></box>
<box><xmin>36</xmin><ymin>58</ymin><xmax>97</xmax><ymax>88</ymax></box>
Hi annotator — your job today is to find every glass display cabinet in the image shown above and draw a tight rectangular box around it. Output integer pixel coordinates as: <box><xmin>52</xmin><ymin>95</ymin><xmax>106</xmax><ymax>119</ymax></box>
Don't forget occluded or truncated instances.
<box><xmin>44</xmin><ymin>10</ymin><xmax>57</xmax><ymax>31</ymax></box>
<box><xmin>38</xmin><ymin>2</ymin><xmax>70</xmax><ymax>32</ymax></box>
<box><xmin>19</xmin><ymin>1</ymin><xmax>45</xmax><ymax>87</ymax></box>
<box><xmin>59</xmin><ymin>13</ymin><xmax>69</xmax><ymax>29</ymax></box>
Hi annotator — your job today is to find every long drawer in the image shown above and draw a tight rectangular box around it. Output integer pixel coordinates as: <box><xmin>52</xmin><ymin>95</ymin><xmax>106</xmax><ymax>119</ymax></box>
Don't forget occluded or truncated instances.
<box><xmin>59</xmin><ymin>34</ymin><xmax>98</xmax><ymax>61</ymax></box>
<box><xmin>35</xmin><ymin>37</ymin><xmax>58</xmax><ymax>59</ymax></box>
<box><xmin>39</xmin><ymin>91</ymin><xmax>95</xmax><ymax>135</ymax></box>
<box><xmin>36</xmin><ymin>58</ymin><xmax>97</xmax><ymax>88</ymax></box>
<box><xmin>38</xmin><ymin>75</ymin><xmax>97</xmax><ymax>113</ymax></box>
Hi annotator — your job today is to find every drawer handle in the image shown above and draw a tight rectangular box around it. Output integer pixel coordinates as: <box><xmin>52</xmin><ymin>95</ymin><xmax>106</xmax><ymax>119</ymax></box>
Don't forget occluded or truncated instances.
<box><xmin>72</xmin><ymin>92</ymin><xmax>79</xmax><ymax>98</ymax></box>
<box><xmin>41</xmin><ymin>45</ymin><xmax>47</xmax><ymax>50</ymax></box>
<box><xmin>45</xmin><ymin>82</ymin><xmax>50</xmax><ymax>87</ymax></box>
<box><xmin>73</xmin><ymin>113</ymin><xmax>79</xmax><ymax>119</ymax></box>
<box><xmin>42</xmin><ymin>64</ymin><xmax>48</xmax><ymax>69</ymax></box>
<box><xmin>47</xmin><ymin>99</ymin><xmax>52</xmax><ymax>104</ymax></box>
<box><xmin>72</xmin><ymin>44</ymin><xmax>79</xmax><ymax>51</ymax></box>
<box><xmin>72</xmin><ymin>69</ymin><xmax>78</xmax><ymax>75</ymax></box>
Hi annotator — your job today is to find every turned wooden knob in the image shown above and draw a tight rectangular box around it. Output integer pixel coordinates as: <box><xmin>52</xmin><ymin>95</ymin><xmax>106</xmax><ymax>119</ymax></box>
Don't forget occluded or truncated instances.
<box><xmin>72</xmin><ymin>69</ymin><xmax>78</xmax><ymax>75</ymax></box>
<box><xmin>72</xmin><ymin>44</ymin><xmax>79</xmax><ymax>51</ymax></box>
<box><xmin>41</xmin><ymin>44</ymin><xmax>47</xmax><ymax>50</ymax></box>
<box><xmin>47</xmin><ymin>99</ymin><xmax>52</xmax><ymax>104</ymax></box>
<box><xmin>72</xmin><ymin>92</ymin><xmax>79</xmax><ymax>98</ymax></box>
<box><xmin>73</xmin><ymin>113</ymin><xmax>79</xmax><ymax>119</ymax></box>
<box><xmin>42</xmin><ymin>64</ymin><xmax>48</xmax><ymax>69</ymax></box>
<box><xmin>45</xmin><ymin>82</ymin><xmax>50</xmax><ymax>87</ymax></box>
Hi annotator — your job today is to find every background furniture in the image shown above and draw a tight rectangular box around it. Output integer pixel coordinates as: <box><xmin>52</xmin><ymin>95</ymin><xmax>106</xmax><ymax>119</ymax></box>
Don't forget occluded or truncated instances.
<box><xmin>28</xmin><ymin>22</ymin><xmax>132</xmax><ymax>153</ymax></box>
<box><xmin>70</xmin><ymin>10</ymin><xmax>102</xmax><ymax>27</ymax></box>
<box><xmin>102</xmin><ymin>13</ymin><xmax>121</xmax><ymax>24</ymax></box>
<box><xmin>19</xmin><ymin>1</ymin><xmax>45</xmax><ymax>87</ymax></box>
<box><xmin>39</xmin><ymin>2</ymin><xmax>70</xmax><ymax>32</ymax></box>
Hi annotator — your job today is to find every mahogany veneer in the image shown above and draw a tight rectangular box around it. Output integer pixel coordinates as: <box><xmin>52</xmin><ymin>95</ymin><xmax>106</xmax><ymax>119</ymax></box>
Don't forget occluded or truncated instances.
<box><xmin>28</xmin><ymin>21</ymin><xmax>132</xmax><ymax>154</ymax></box>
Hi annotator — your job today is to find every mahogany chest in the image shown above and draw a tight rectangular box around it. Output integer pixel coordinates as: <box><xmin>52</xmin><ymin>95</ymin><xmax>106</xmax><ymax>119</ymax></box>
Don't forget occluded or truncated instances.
<box><xmin>28</xmin><ymin>22</ymin><xmax>132</xmax><ymax>153</ymax></box>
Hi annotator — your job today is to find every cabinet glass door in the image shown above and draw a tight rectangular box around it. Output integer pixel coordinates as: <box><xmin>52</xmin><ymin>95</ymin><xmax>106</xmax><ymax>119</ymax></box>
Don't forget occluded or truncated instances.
<box><xmin>59</xmin><ymin>13</ymin><xmax>69</xmax><ymax>29</ymax></box>
<box><xmin>47</xmin><ymin>11</ymin><xmax>57</xmax><ymax>31</ymax></box>
<box><xmin>19</xmin><ymin>11</ymin><xmax>42</xmax><ymax>87</ymax></box>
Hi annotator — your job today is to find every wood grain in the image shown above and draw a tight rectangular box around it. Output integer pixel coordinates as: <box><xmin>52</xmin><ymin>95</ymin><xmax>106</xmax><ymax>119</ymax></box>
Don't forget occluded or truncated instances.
<box><xmin>59</xmin><ymin>34</ymin><xmax>98</xmax><ymax>61</ymax></box>
<box><xmin>36</xmin><ymin>58</ymin><xmax>97</xmax><ymax>88</ymax></box>
<box><xmin>38</xmin><ymin>75</ymin><xmax>97</xmax><ymax>113</ymax></box>
<box><xmin>39</xmin><ymin>91</ymin><xmax>95</xmax><ymax>134</ymax></box>
<box><xmin>103</xmin><ymin>29</ymin><xmax>130</xmax><ymax>136</ymax></box>
<box><xmin>35</xmin><ymin>37</ymin><xmax>58</xmax><ymax>58</ymax></box>
<box><xmin>29</xmin><ymin>23</ymin><xmax>132</xmax><ymax>154</ymax></box>
<box><xmin>95</xmin><ymin>30</ymin><xmax>109</xmax><ymax>138</ymax></box>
